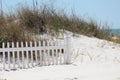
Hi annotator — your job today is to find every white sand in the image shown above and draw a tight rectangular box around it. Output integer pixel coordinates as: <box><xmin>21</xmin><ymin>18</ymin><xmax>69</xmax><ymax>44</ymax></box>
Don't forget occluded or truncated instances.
<box><xmin>1</xmin><ymin>34</ymin><xmax>120</xmax><ymax>80</ymax></box>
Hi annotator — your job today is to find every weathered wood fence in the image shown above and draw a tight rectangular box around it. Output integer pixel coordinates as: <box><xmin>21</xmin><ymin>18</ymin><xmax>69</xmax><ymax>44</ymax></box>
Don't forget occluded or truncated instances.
<box><xmin>0</xmin><ymin>33</ymin><xmax>71</xmax><ymax>71</ymax></box>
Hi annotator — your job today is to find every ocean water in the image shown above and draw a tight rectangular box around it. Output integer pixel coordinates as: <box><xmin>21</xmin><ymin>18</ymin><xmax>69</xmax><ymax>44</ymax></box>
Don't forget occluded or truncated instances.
<box><xmin>110</xmin><ymin>29</ymin><xmax>120</xmax><ymax>36</ymax></box>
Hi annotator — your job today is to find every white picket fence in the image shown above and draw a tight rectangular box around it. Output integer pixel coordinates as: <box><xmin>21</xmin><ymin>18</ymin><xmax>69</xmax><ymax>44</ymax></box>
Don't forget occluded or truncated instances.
<box><xmin>0</xmin><ymin>33</ymin><xmax>71</xmax><ymax>71</ymax></box>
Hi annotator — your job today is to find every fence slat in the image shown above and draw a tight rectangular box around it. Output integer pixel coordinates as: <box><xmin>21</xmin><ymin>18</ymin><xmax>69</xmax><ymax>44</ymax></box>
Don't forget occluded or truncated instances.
<box><xmin>16</xmin><ymin>42</ymin><xmax>20</xmax><ymax>68</ymax></box>
<box><xmin>43</xmin><ymin>41</ymin><xmax>46</xmax><ymax>66</ymax></box>
<box><xmin>64</xmin><ymin>48</ymin><xmax>67</xmax><ymax>64</ymax></box>
<box><xmin>7</xmin><ymin>42</ymin><xmax>10</xmax><ymax>69</ymax></box>
<box><xmin>40</xmin><ymin>50</ymin><xmax>43</xmax><ymax>66</ymax></box>
<box><xmin>56</xmin><ymin>49</ymin><xmax>58</xmax><ymax>65</ymax></box>
<box><xmin>59</xmin><ymin>49</ymin><xmax>62</xmax><ymax>64</ymax></box>
<box><xmin>6</xmin><ymin>42</ymin><xmax>10</xmax><ymax>70</ymax></box>
<box><xmin>52</xmin><ymin>49</ymin><xmax>54</xmax><ymax>65</ymax></box>
<box><xmin>21</xmin><ymin>42</ymin><xmax>25</xmax><ymax>68</ymax></box>
<box><xmin>30</xmin><ymin>42</ymin><xmax>33</xmax><ymax>67</ymax></box>
<box><xmin>12</xmin><ymin>42</ymin><xmax>15</xmax><ymax>69</ymax></box>
<box><xmin>34</xmin><ymin>41</ymin><xmax>38</xmax><ymax>66</ymax></box>
<box><xmin>2</xmin><ymin>43</ymin><xmax>5</xmax><ymax>70</ymax></box>
<box><xmin>26</xmin><ymin>42</ymin><xmax>29</xmax><ymax>68</ymax></box>
<box><xmin>47</xmin><ymin>41</ymin><xmax>50</xmax><ymax>65</ymax></box>
<box><xmin>38</xmin><ymin>41</ymin><xmax>42</xmax><ymax>66</ymax></box>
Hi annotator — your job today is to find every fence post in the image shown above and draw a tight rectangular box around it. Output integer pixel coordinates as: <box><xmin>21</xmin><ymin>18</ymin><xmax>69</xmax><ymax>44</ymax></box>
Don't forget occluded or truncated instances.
<box><xmin>66</xmin><ymin>32</ymin><xmax>72</xmax><ymax>64</ymax></box>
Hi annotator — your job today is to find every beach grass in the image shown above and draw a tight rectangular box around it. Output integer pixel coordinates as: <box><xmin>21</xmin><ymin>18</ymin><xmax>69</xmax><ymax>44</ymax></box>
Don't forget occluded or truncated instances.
<box><xmin>0</xmin><ymin>2</ymin><xmax>120</xmax><ymax>44</ymax></box>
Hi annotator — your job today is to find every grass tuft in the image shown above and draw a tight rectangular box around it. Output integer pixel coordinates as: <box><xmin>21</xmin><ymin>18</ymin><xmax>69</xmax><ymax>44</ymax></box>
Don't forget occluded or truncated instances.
<box><xmin>0</xmin><ymin>2</ymin><xmax>120</xmax><ymax>44</ymax></box>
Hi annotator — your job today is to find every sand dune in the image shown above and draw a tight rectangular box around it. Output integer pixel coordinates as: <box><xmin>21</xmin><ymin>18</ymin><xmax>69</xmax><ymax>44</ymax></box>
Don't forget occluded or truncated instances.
<box><xmin>1</xmin><ymin>34</ymin><xmax>120</xmax><ymax>80</ymax></box>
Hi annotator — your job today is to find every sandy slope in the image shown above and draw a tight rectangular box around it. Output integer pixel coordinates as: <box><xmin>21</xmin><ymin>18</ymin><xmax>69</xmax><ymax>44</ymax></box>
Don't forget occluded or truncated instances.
<box><xmin>1</xmin><ymin>34</ymin><xmax>120</xmax><ymax>80</ymax></box>
<box><xmin>71</xmin><ymin>35</ymin><xmax>120</xmax><ymax>64</ymax></box>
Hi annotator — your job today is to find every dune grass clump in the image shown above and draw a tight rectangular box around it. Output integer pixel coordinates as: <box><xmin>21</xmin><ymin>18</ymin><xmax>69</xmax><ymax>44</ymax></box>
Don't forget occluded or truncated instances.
<box><xmin>0</xmin><ymin>14</ymin><xmax>33</xmax><ymax>47</ymax></box>
<box><xmin>0</xmin><ymin>2</ymin><xmax>120</xmax><ymax>44</ymax></box>
<box><xmin>17</xmin><ymin>6</ymin><xmax>46</xmax><ymax>34</ymax></box>
<box><xmin>33</xmin><ymin>5</ymin><xmax>111</xmax><ymax>40</ymax></box>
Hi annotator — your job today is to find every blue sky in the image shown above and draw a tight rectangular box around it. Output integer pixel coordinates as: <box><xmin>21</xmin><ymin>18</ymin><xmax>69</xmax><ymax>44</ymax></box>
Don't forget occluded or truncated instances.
<box><xmin>1</xmin><ymin>0</ymin><xmax>120</xmax><ymax>29</ymax></box>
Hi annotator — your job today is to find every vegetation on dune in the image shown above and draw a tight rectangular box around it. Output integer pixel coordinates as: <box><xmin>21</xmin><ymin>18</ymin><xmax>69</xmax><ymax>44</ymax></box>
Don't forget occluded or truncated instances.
<box><xmin>0</xmin><ymin>2</ymin><xmax>120</xmax><ymax>44</ymax></box>
<box><xmin>17</xmin><ymin>6</ymin><xmax>46</xmax><ymax>34</ymax></box>
<box><xmin>0</xmin><ymin>14</ymin><xmax>32</xmax><ymax>47</ymax></box>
